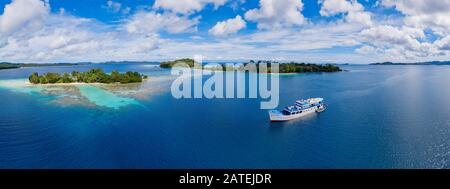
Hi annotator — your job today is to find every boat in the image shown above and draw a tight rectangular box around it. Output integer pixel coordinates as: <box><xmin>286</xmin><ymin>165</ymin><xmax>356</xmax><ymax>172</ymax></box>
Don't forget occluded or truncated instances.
<box><xmin>269</xmin><ymin>98</ymin><xmax>327</xmax><ymax>122</ymax></box>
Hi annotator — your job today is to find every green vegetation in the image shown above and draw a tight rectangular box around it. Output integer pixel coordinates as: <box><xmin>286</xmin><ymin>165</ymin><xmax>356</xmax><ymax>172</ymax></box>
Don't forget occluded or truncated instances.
<box><xmin>29</xmin><ymin>68</ymin><xmax>147</xmax><ymax>84</ymax></box>
<box><xmin>243</xmin><ymin>60</ymin><xmax>342</xmax><ymax>73</ymax></box>
<box><xmin>0</xmin><ymin>63</ymin><xmax>21</xmax><ymax>70</ymax></box>
<box><xmin>159</xmin><ymin>59</ymin><xmax>342</xmax><ymax>73</ymax></box>
<box><xmin>1</xmin><ymin>62</ymin><xmax>85</xmax><ymax>70</ymax></box>
<box><xmin>160</xmin><ymin>58</ymin><xmax>197</xmax><ymax>68</ymax></box>
<box><xmin>273</xmin><ymin>62</ymin><xmax>342</xmax><ymax>73</ymax></box>
<box><xmin>370</xmin><ymin>61</ymin><xmax>450</xmax><ymax>65</ymax></box>
<box><xmin>21</xmin><ymin>63</ymin><xmax>85</xmax><ymax>67</ymax></box>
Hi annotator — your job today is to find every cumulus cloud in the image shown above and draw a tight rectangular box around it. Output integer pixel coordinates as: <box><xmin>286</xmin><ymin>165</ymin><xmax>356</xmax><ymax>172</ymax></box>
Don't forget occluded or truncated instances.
<box><xmin>319</xmin><ymin>0</ymin><xmax>372</xmax><ymax>26</ymax></box>
<box><xmin>245</xmin><ymin>0</ymin><xmax>306</xmax><ymax>29</ymax></box>
<box><xmin>209</xmin><ymin>15</ymin><xmax>246</xmax><ymax>37</ymax></box>
<box><xmin>359</xmin><ymin>25</ymin><xmax>424</xmax><ymax>50</ymax></box>
<box><xmin>355</xmin><ymin>45</ymin><xmax>377</xmax><ymax>55</ymax></box>
<box><xmin>164</xmin><ymin>21</ymin><xmax>365</xmax><ymax>62</ymax></box>
<box><xmin>153</xmin><ymin>0</ymin><xmax>228</xmax><ymax>14</ymax></box>
<box><xmin>1</xmin><ymin>0</ymin><xmax>450</xmax><ymax>63</ymax></box>
<box><xmin>1</xmin><ymin>14</ymin><xmax>111</xmax><ymax>61</ymax></box>
<box><xmin>243</xmin><ymin>22</ymin><xmax>362</xmax><ymax>52</ymax></box>
<box><xmin>351</xmin><ymin>0</ymin><xmax>450</xmax><ymax>60</ymax></box>
<box><xmin>0</xmin><ymin>0</ymin><xmax>49</xmax><ymax>36</ymax></box>
<box><xmin>357</xmin><ymin>25</ymin><xmax>449</xmax><ymax>59</ymax></box>
<box><xmin>434</xmin><ymin>36</ymin><xmax>450</xmax><ymax>51</ymax></box>
<box><xmin>0</xmin><ymin>0</ymin><xmax>167</xmax><ymax>62</ymax></box>
<box><xmin>319</xmin><ymin>0</ymin><xmax>363</xmax><ymax>16</ymax></box>
<box><xmin>381</xmin><ymin>0</ymin><xmax>450</xmax><ymax>36</ymax></box>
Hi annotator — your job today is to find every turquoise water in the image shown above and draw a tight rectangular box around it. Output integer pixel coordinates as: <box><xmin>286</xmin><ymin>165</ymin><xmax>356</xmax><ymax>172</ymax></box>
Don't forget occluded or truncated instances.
<box><xmin>0</xmin><ymin>79</ymin><xmax>43</xmax><ymax>94</ymax></box>
<box><xmin>77</xmin><ymin>85</ymin><xmax>140</xmax><ymax>109</ymax></box>
<box><xmin>0</xmin><ymin>79</ymin><xmax>140</xmax><ymax>109</ymax></box>
<box><xmin>0</xmin><ymin>63</ymin><xmax>449</xmax><ymax>168</ymax></box>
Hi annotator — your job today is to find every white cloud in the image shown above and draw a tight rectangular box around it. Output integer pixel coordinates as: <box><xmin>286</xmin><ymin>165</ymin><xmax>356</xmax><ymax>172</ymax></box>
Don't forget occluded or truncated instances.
<box><xmin>0</xmin><ymin>0</ymin><xmax>49</xmax><ymax>36</ymax></box>
<box><xmin>357</xmin><ymin>25</ymin><xmax>450</xmax><ymax>59</ymax></box>
<box><xmin>319</xmin><ymin>0</ymin><xmax>372</xmax><ymax>26</ymax></box>
<box><xmin>0</xmin><ymin>0</ymin><xmax>167</xmax><ymax>62</ymax></box>
<box><xmin>124</xmin><ymin>12</ymin><xmax>199</xmax><ymax>34</ymax></box>
<box><xmin>153</xmin><ymin>0</ymin><xmax>228</xmax><ymax>14</ymax></box>
<box><xmin>244</xmin><ymin>0</ymin><xmax>306</xmax><ymax>29</ymax></box>
<box><xmin>102</xmin><ymin>0</ymin><xmax>131</xmax><ymax>14</ymax></box>
<box><xmin>1</xmin><ymin>0</ymin><xmax>450</xmax><ymax>63</ymax></box>
<box><xmin>359</xmin><ymin>26</ymin><xmax>420</xmax><ymax>50</ymax></box>
<box><xmin>345</xmin><ymin>10</ymin><xmax>372</xmax><ymax>26</ymax></box>
<box><xmin>1</xmin><ymin>15</ymin><xmax>108</xmax><ymax>61</ymax></box>
<box><xmin>381</xmin><ymin>0</ymin><xmax>450</xmax><ymax>35</ymax></box>
<box><xmin>209</xmin><ymin>15</ymin><xmax>246</xmax><ymax>37</ymax></box>
<box><xmin>157</xmin><ymin>20</ymin><xmax>368</xmax><ymax>63</ymax></box>
<box><xmin>349</xmin><ymin>0</ymin><xmax>450</xmax><ymax>61</ymax></box>
<box><xmin>0</xmin><ymin>0</ymin><xmax>383</xmax><ymax>63</ymax></box>
<box><xmin>236</xmin><ymin>22</ymin><xmax>362</xmax><ymax>51</ymax></box>
<box><xmin>319</xmin><ymin>0</ymin><xmax>363</xmax><ymax>16</ymax></box>
<box><xmin>435</xmin><ymin>36</ymin><xmax>450</xmax><ymax>51</ymax></box>
<box><xmin>355</xmin><ymin>45</ymin><xmax>377</xmax><ymax>55</ymax></box>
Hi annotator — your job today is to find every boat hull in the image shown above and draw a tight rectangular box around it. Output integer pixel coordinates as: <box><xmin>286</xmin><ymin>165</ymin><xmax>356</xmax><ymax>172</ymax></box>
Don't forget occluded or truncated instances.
<box><xmin>269</xmin><ymin>106</ymin><xmax>319</xmax><ymax>122</ymax></box>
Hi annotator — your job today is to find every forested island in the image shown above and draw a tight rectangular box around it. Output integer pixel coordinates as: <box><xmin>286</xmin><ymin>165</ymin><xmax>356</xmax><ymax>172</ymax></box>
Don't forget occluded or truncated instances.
<box><xmin>160</xmin><ymin>59</ymin><xmax>342</xmax><ymax>73</ymax></box>
<box><xmin>0</xmin><ymin>62</ymin><xmax>85</xmax><ymax>70</ymax></box>
<box><xmin>0</xmin><ymin>63</ymin><xmax>21</xmax><ymax>69</ymax></box>
<box><xmin>160</xmin><ymin>58</ymin><xmax>196</xmax><ymax>68</ymax></box>
<box><xmin>28</xmin><ymin>68</ymin><xmax>147</xmax><ymax>84</ymax></box>
<box><xmin>370</xmin><ymin>61</ymin><xmax>450</xmax><ymax>65</ymax></box>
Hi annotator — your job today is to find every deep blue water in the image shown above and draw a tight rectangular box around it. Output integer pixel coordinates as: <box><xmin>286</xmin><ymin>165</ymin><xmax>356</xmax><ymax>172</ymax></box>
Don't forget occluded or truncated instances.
<box><xmin>0</xmin><ymin>64</ymin><xmax>449</xmax><ymax>168</ymax></box>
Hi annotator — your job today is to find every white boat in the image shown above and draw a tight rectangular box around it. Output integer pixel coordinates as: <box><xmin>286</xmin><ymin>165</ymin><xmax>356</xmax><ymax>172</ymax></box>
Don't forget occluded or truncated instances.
<box><xmin>269</xmin><ymin>98</ymin><xmax>326</xmax><ymax>122</ymax></box>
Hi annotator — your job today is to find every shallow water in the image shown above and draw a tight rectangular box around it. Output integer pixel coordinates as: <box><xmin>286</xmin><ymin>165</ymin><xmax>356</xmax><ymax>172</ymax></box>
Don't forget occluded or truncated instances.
<box><xmin>0</xmin><ymin>63</ymin><xmax>449</xmax><ymax>168</ymax></box>
<box><xmin>0</xmin><ymin>79</ymin><xmax>43</xmax><ymax>94</ymax></box>
<box><xmin>76</xmin><ymin>85</ymin><xmax>140</xmax><ymax>109</ymax></box>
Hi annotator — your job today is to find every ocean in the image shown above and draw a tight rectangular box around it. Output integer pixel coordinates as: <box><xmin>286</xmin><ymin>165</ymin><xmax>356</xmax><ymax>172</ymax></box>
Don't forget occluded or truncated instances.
<box><xmin>0</xmin><ymin>63</ymin><xmax>449</xmax><ymax>168</ymax></box>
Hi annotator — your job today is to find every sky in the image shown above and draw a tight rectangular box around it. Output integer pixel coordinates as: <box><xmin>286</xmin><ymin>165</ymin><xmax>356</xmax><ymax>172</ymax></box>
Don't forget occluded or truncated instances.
<box><xmin>0</xmin><ymin>0</ymin><xmax>450</xmax><ymax>63</ymax></box>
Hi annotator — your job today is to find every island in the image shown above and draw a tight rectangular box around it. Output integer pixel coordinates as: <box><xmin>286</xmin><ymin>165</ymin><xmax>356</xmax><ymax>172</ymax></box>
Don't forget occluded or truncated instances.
<box><xmin>0</xmin><ymin>62</ymin><xmax>87</xmax><ymax>70</ymax></box>
<box><xmin>370</xmin><ymin>61</ymin><xmax>450</xmax><ymax>65</ymax></box>
<box><xmin>28</xmin><ymin>68</ymin><xmax>147</xmax><ymax>84</ymax></box>
<box><xmin>160</xmin><ymin>58</ymin><xmax>196</xmax><ymax>68</ymax></box>
<box><xmin>159</xmin><ymin>58</ymin><xmax>342</xmax><ymax>73</ymax></box>
<box><xmin>0</xmin><ymin>63</ymin><xmax>21</xmax><ymax>70</ymax></box>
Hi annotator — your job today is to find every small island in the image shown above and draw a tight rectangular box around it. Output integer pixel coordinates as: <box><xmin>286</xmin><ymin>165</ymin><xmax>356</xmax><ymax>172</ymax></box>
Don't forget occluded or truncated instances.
<box><xmin>160</xmin><ymin>58</ymin><xmax>342</xmax><ymax>73</ymax></box>
<box><xmin>0</xmin><ymin>62</ymin><xmax>86</xmax><ymax>70</ymax></box>
<box><xmin>255</xmin><ymin>61</ymin><xmax>342</xmax><ymax>73</ymax></box>
<box><xmin>28</xmin><ymin>68</ymin><xmax>147</xmax><ymax>84</ymax></box>
<box><xmin>160</xmin><ymin>58</ymin><xmax>196</xmax><ymax>68</ymax></box>
<box><xmin>0</xmin><ymin>63</ymin><xmax>21</xmax><ymax>70</ymax></box>
<box><xmin>370</xmin><ymin>61</ymin><xmax>450</xmax><ymax>65</ymax></box>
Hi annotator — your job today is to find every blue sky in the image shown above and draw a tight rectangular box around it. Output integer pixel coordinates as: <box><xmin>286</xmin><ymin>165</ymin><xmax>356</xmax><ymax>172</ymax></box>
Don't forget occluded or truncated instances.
<box><xmin>0</xmin><ymin>0</ymin><xmax>449</xmax><ymax>63</ymax></box>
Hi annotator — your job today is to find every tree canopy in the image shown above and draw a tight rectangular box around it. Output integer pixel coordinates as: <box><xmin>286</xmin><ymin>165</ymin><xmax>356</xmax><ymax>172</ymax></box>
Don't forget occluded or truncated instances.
<box><xmin>29</xmin><ymin>68</ymin><xmax>147</xmax><ymax>84</ymax></box>
<box><xmin>160</xmin><ymin>58</ymin><xmax>197</xmax><ymax>68</ymax></box>
<box><xmin>0</xmin><ymin>63</ymin><xmax>21</xmax><ymax>70</ymax></box>
<box><xmin>274</xmin><ymin>62</ymin><xmax>342</xmax><ymax>73</ymax></box>
<box><xmin>159</xmin><ymin>58</ymin><xmax>342</xmax><ymax>73</ymax></box>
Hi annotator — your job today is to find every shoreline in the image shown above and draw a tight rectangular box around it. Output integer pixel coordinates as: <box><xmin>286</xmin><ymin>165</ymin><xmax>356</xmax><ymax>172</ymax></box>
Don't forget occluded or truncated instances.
<box><xmin>26</xmin><ymin>78</ymin><xmax>149</xmax><ymax>87</ymax></box>
<box><xmin>190</xmin><ymin>67</ymin><xmax>336</xmax><ymax>75</ymax></box>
